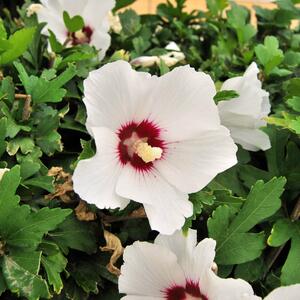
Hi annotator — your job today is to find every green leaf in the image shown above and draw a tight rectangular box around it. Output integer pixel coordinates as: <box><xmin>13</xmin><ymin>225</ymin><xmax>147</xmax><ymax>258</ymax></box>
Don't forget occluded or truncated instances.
<box><xmin>206</xmin><ymin>0</ymin><xmax>228</xmax><ymax>15</ymax></box>
<box><xmin>158</xmin><ymin>59</ymin><xmax>170</xmax><ymax>75</ymax></box>
<box><xmin>14</xmin><ymin>62</ymin><xmax>77</xmax><ymax>103</ymax></box>
<box><xmin>2</xmin><ymin>255</ymin><xmax>50</xmax><ymax>300</ymax></box>
<box><xmin>0</xmin><ymin>166</ymin><xmax>21</xmax><ymax>229</ymax></box>
<box><xmin>70</xmin><ymin>259</ymin><xmax>102</xmax><ymax>294</ymax></box>
<box><xmin>5</xmin><ymin>207</ymin><xmax>71</xmax><ymax>250</ymax></box>
<box><xmin>287</xmin><ymin>96</ymin><xmax>300</xmax><ymax>112</ymax></box>
<box><xmin>36</xmin><ymin>131</ymin><xmax>63</xmax><ymax>156</ymax></box>
<box><xmin>213</xmin><ymin>189</ymin><xmax>245</xmax><ymax>210</ymax></box>
<box><xmin>208</xmin><ymin>205</ymin><xmax>265</xmax><ymax>264</ymax></box>
<box><xmin>74</xmin><ymin>139</ymin><xmax>95</xmax><ymax>167</ymax></box>
<box><xmin>113</xmin><ymin>0</ymin><xmax>136</xmax><ymax>12</ymax></box>
<box><xmin>209</xmin><ymin>166</ymin><xmax>246</xmax><ymax>197</ymax></box>
<box><xmin>9</xmin><ymin>249</ymin><xmax>41</xmax><ymax>274</ymax></box>
<box><xmin>42</xmin><ymin>252</ymin><xmax>67</xmax><ymax>294</ymax></box>
<box><xmin>23</xmin><ymin>176</ymin><xmax>54</xmax><ymax>192</ymax></box>
<box><xmin>281</xmin><ymin>228</ymin><xmax>300</xmax><ymax>285</ymax></box>
<box><xmin>264</xmin><ymin>127</ymin><xmax>290</xmax><ymax>176</ymax></box>
<box><xmin>0</xmin><ymin>27</ymin><xmax>36</xmax><ymax>65</ymax></box>
<box><xmin>119</xmin><ymin>9</ymin><xmax>141</xmax><ymax>36</ymax></box>
<box><xmin>208</xmin><ymin>177</ymin><xmax>286</xmax><ymax>264</ymax></box>
<box><xmin>48</xmin><ymin>215</ymin><xmax>97</xmax><ymax>255</ymax></box>
<box><xmin>0</xmin><ymin>117</ymin><xmax>7</xmax><ymax>157</ymax></box>
<box><xmin>255</xmin><ymin>36</ymin><xmax>284</xmax><ymax>76</ymax></box>
<box><xmin>7</xmin><ymin>137</ymin><xmax>35</xmax><ymax>156</ymax></box>
<box><xmin>0</xmin><ymin>272</ymin><xmax>7</xmax><ymax>296</ymax></box>
<box><xmin>0</xmin><ymin>76</ymin><xmax>15</xmax><ymax>103</ymax></box>
<box><xmin>234</xmin><ymin>258</ymin><xmax>265</xmax><ymax>282</ymax></box>
<box><xmin>214</xmin><ymin>90</ymin><xmax>239</xmax><ymax>103</ymax></box>
<box><xmin>216</xmin><ymin>232</ymin><xmax>265</xmax><ymax>265</ymax></box>
<box><xmin>239</xmin><ymin>165</ymin><xmax>273</xmax><ymax>189</ymax></box>
<box><xmin>63</xmin><ymin>11</ymin><xmax>84</xmax><ymax>33</ymax></box>
<box><xmin>229</xmin><ymin>177</ymin><xmax>286</xmax><ymax>232</ymax></box>
<box><xmin>285</xmin><ymin>78</ymin><xmax>300</xmax><ymax>97</ymax></box>
<box><xmin>0</xmin><ymin>18</ymin><xmax>7</xmax><ymax>40</ymax></box>
<box><xmin>267</xmin><ymin>219</ymin><xmax>294</xmax><ymax>247</ymax></box>
<box><xmin>284</xmin><ymin>50</ymin><xmax>300</xmax><ymax>67</ymax></box>
<box><xmin>48</xmin><ymin>29</ymin><xmax>63</xmax><ymax>53</ymax></box>
<box><xmin>31</xmin><ymin>65</ymin><xmax>77</xmax><ymax>103</ymax></box>
<box><xmin>20</xmin><ymin>161</ymin><xmax>41</xmax><ymax>180</ymax></box>
<box><xmin>227</xmin><ymin>4</ymin><xmax>256</xmax><ymax>45</ymax></box>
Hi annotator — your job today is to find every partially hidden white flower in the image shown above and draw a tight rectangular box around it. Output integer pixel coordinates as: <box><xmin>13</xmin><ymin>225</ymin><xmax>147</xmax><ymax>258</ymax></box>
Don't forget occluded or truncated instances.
<box><xmin>217</xmin><ymin>62</ymin><xmax>271</xmax><ymax>151</ymax></box>
<box><xmin>165</xmin><ymin>41</ymin><xmax>181</xmax><ymax>52</ymax></box>
<box><xmin>0</xmin><ymin>168</ymin><xmax>9</xmax><ymax>181</ymax></box>
<box><xmin>263</xmin><ymin>284</ymin><xmax>300</xmax><ymax>300</ymax></box>
<box><xmin>119</xmin><ymin>229</ymin><xmax>257</xmax><ymax>300</ymax></box>
<box><xmin>36</xmin><ymin>0</ymin><xmax>115</xmax><ymax>59</ymax></box>
<box><xmin>160</xmin><ymin>51</ymin><xmax>186</xmax><ymax>67</ymax></box>
<box><xmin>73</xmin><ymin>61</ymin><xmax>237</xmax><ymax>234</ymax></box>
<box><xmin>108</xmin><ymin>11</ymin><xmax>122</xmax><ymax>34</ymax></box>
<box><xmin>131</xmin><ymin>42</ymin><xmax>185</xmax><ymax>68</ymax></box>
<box><xmin>131</xmin><ymin>56</ymin><xmax>160</xmax><ymax>68</ymax></box>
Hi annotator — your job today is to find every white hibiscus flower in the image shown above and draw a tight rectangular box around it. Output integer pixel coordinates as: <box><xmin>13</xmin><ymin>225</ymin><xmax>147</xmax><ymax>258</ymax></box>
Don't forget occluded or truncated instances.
<box><xmin>217</xmin><ymin>62</ymin><xmax>271</xmax><ymax>151</ymax></box>
<box><xmin>131</xmin><ymin>42</ymin><xmax>186</xmax><ymax>68</ymax></box>
<box><xmin>119</xmin><ymin>229</ymin><xmax>257</xmax><ymax>300</ymax></box>
<box><xmin>35</xmin><ymin>0</ymin><xmax>115</xmax><ymax>59</ymax></box>
<box><xmin>263</xmin><ymin>284</ymin><xmax>300</xmax><ymax>300</ymax></box>
<box><xmin>73</xmin><ymin>61</ymin><xmax>237</xmax><ymax>234</ymax></box>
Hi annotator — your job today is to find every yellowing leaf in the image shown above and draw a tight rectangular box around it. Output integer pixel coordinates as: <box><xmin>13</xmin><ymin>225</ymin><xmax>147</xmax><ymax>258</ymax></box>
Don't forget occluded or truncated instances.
<box><xmin>100</xmin><ymin>230</ymin><xmax>123</xmax><ymax>276</ymax></box>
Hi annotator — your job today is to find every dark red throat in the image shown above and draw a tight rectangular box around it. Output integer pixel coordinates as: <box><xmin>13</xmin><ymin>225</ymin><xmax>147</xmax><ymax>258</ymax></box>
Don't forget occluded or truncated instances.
<box><xmin>70</xmin><ymin>26</ymin><xmax>93</xmax><ymax>45</ymax></box>
<box><xmin>164</xmin><ymin>280</ymin><xmax>208</xmax><ymax>300</ymax></box>
<box><xmin>117</xmin><ymin>120</ymin><xmax>165</xmax><ymax>172</ymax></box>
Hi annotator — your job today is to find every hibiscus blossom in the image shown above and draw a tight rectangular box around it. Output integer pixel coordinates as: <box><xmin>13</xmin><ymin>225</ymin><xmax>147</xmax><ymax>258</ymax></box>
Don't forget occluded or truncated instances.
<box><xmin>217</xmin><ymin>62</ymin><xmax>271</xmax><ymax>151</ymax></box>
<box><xmin>35</xmin><ymin>0</ymin><xmax>115</xmax><ymax>59</ymax></box>
<box><xmin>73</xmin><ymin>61</ymin><xmax>237</xmax><ymax>234</ymax></box>
<box><xmin>263</xmin><ymin>284</ymin><xmax>300</xmax><ymax>300</ymax></box>
<box><xmin>119</xmin><ymin>229</ymin><xmax>257</xmax><ymax>299</ymax></box>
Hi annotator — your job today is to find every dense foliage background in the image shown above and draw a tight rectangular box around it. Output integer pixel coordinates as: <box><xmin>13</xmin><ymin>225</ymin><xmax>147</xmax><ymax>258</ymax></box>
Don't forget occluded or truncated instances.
<box><xmin>0</xmin><ymin>0</ymin><xmax>299</xmax><ymax>299</ymax></box>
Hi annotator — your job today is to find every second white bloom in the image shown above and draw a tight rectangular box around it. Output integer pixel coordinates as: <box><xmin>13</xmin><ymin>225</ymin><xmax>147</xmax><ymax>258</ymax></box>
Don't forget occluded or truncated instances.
<box><xmin>73</xmin><ymin>61</ymin><xmax>237</xmax><ymax>234</ymax></box>
<box><xmin>218</xmin><ymin>62</ymin><xmax>271</xmax><ymax>151</ymax></box>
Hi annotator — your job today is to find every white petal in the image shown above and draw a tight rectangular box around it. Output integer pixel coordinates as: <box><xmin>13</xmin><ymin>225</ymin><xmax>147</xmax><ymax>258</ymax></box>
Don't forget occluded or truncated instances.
<box><xmin>155</xmin><ymin>126</ymin><xmax>237</xmax><ymax>193</ymax></box>
<box><xmin>83</xmin><ymin>0</ymin><xmax>115</xmax><ymax>29</ymax></box>
<box><xmin>119</xmin><ymin>241</ymin><xmax>185</xmax><ymax>297</ymax></box>
<box><xmin>57</xmin><ymin>0</ymin><xmax>86</xmax><ymax>16</ymax></box>
<box><xmin>116</xmin><ymin>167</ymin><xmax>193</xmax><ymax>234</ymax></box>
<box><xmin>229</xmin><ymin>127</ymin><xmax>271</xmax><ymax>151</ymax></box>
<box><xmin>154</xmin><ymin>229</ymin><xmax>197</xmax><ymax>261</ymax></box>
<box><xmin>165</xmin><ymin>41</ymin><xmax>181</xmax><ymax>51</ymax></box>
<box><xmin>202</xmin><ymin>270</ymin><xmax>257</xmax><ymax>300</ymax></box>
<box><xmin>188</xmin><ymin>239</ymin><xmax>216</xmax><ymax>283</ymax></box>
<box><xmin>73</xmin><ymin>127</ymin><xmax>129</xmax><ymax>209</ymax></box>
<box><xmin>131</xmin><ymin>56</ymin><xmax>159</xmax><ymax>67</ymax></box>
<box><xmin>90</xmin><ymin>31</ymin><xmax>111</xmax><ymax>60</ymax></box>
<box><xmin>264</xmin><ymin>284</ymin><xmax>300</xmax><ymax>300</ymax></box>
<box><xmin>138</xmin><ymin>65</ymin><xmax>220</xmax><ymax>142</ymax></box>
<box><xmin>218</xmin><ymin>62</ymin><xmax>271</xmax><ymax>151</ymax></box>
<box><xmin>83</xmin><ymin>61</ymin><xmax>152</xmax><ymax>135</ymax></box>
<box><xmin>155</xmin><ymin>233</ymin><xmax>217</xmax><ymax>284</ymax></box>
<box><xmin>219</xmin><ymin>62</ymin><xmax>266</xmax><ymax>118</ymax></box>
<box><xmin>36</xmin><ymin>5</ymin><xmax>66</xmax><ymax>42</ymax></box>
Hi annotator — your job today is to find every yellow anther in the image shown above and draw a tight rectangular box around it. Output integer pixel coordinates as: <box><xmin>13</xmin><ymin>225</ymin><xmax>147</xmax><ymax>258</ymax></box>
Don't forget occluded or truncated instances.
<box><xmin>136</xmin><ymin>142</ymin><xmax>162</xmax><ymax>163</ymax></box>
<box><xmin>74</xmin><ymin>30</ymin><xmax>86</xmax><ymax>40</ymax></box>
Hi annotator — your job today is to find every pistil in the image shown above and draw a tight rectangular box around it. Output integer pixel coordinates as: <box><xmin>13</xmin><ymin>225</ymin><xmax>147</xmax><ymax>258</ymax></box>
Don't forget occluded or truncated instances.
<box><xmin>136</xmin><ymin>142</ymin><xmax>162</xmax><ymax>163</ymax></box>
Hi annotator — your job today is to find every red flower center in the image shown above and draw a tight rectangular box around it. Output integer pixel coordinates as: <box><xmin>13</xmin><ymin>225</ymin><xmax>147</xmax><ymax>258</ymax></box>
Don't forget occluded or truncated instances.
<box><xmin>117</xmin><ymin>120</ymin><xmax>165</xmax><ymax>172</ymax></box>
<box><xmin>164</xmin><ymin>281</ymin><xmax>208</xmax><ymax>300</ymax></box>
<box><xmin>70</xmin><ymin>26</ymin><xmax>93</xmax><ymax>45</ymax></box>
